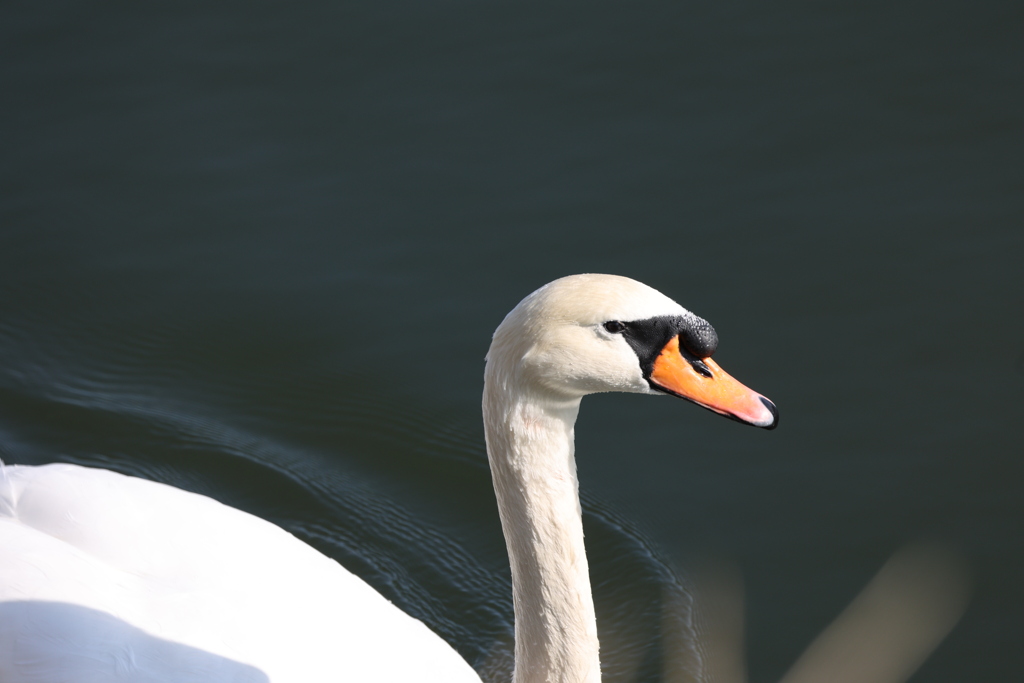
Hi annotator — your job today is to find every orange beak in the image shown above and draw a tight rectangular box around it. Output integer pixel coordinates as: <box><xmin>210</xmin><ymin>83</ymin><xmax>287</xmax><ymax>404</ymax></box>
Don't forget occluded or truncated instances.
<box><xmin>649</xmin><ymin>336</ymin><xmax>777</xmax><ymax>429</ymax></box>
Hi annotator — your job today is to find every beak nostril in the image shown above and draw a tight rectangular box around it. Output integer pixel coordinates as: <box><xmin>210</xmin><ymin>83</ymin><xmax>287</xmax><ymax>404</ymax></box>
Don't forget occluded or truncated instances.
<box><xmin>690</xmin><ymin>359</ymin><xmax>713</xmax><ymax>378</ymax></box>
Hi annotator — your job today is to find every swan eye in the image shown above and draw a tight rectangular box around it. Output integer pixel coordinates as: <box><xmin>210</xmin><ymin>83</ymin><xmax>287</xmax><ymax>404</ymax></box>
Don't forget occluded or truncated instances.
<box><xmin>603</xmin><ymin>321</ymin><xmax>626</xmax><ymax>334</ymax></box>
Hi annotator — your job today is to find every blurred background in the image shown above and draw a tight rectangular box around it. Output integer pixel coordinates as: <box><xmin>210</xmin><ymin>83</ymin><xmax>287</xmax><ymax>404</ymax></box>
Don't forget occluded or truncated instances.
<box><xmin>1</xmin><ymin>1</ymin><xmax>1021</xmax><ymax>681</ymax></box>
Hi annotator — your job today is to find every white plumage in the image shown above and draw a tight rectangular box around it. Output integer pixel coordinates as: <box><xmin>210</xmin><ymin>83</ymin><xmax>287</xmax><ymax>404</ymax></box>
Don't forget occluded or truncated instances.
<box><xmin>0</xmin><ymin>463</ymin><xmax>480</xmax><ymax>682</ymax></box>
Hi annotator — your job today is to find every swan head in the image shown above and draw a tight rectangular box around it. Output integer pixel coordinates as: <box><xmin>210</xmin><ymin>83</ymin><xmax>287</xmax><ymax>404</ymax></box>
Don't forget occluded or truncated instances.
<box><xmin>486</xmin><ymin>274</ymin><xmax>777</xmax><ymax>429</ymax></box>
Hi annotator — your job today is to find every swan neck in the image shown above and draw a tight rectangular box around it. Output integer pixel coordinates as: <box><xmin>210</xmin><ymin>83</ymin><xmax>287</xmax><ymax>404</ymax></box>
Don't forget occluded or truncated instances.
<box><xmin>483</xmin><ymin>380</ymin><xmax>600</xmax><ymax>683</ymax></box>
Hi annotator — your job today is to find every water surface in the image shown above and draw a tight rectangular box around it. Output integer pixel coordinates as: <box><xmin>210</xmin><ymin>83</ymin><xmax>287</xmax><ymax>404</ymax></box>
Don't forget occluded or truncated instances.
<box><xmin>2</xmin><ymin>1</ymin><xmax>1022</xmax><ymax>681</ymax></box>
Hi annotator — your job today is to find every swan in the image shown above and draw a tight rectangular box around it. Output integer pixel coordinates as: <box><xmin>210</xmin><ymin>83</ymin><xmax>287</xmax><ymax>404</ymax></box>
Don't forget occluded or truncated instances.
<box><xmin>0</xmin><ymin>274</ymin><xmax>776</xmax><ymax>683</ymax></box>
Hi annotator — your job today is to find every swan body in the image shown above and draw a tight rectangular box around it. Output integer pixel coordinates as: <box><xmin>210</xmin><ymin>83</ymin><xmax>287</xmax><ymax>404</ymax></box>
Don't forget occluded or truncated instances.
<box><xmin>0</xmin><ymin>274</ymin><xmax>776</xmax><ymax>683</ymax></box>
<box><xmin>0</xmin><ymin>463</ymin><xmax>480</xmax><ymax>683</ymax></box>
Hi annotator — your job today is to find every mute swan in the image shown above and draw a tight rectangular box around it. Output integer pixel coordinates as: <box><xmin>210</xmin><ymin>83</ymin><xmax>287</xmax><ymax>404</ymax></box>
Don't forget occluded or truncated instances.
<box><xmin>0</xmin><ymin>274</ymin><xmax>776</xmax><ymax>683</ymax></box>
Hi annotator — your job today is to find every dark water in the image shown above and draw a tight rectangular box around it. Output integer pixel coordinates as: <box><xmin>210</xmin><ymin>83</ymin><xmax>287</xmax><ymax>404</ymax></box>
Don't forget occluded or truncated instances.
<box><xmin>2</xmin><ymin>1</ymin><xmax>1021</xmax><ymax>681</ymax></box>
